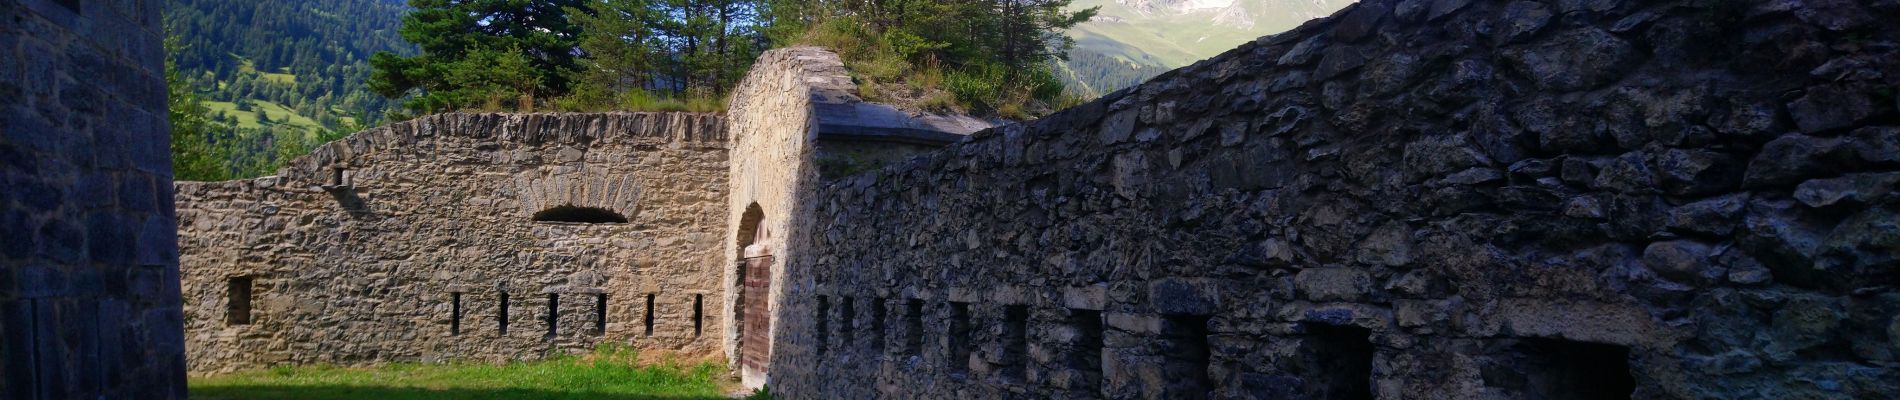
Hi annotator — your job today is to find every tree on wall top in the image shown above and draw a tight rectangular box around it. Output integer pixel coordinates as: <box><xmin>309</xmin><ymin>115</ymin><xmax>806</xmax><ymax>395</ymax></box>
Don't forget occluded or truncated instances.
<box><xmin>369</xmin><ymin>0</ymin><xmax>586</xmax><ymax>116</ymax></box>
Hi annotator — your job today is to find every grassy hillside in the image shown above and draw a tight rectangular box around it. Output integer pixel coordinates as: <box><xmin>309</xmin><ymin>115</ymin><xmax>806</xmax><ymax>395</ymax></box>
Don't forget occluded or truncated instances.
<box><xmin>1059</xmin><ymin>0</ymin><xmax>1356</xmax><ymax>95</ymax></box>
<box><xmin>165</xmin><ymin>0</ymin><xmax>413</xmax><ymax>179</ymax></box>
<box><xmin>205</xmin><ymin>100</ymin><xmax>324</xmax><ymax>131</ymax></box>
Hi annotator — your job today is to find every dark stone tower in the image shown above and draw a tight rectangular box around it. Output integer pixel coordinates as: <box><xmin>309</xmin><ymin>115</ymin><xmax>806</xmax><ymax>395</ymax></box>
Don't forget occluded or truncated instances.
<box><xmin>1</xmin><ymin>0</ymin><xmax>187</xmax><ymax>399</ymax></box>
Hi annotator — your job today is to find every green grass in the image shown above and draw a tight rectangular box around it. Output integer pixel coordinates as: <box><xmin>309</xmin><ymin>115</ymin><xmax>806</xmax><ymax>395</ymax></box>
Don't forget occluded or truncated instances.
<box><xmin>236</xmin><ymin>56</ymin><xmax>299</xmax><ymax>85</ymax></box>
<box><xmin>190</xmin><ymin>347</ymin><xmax>740</xmax><ymax>400</ymax></box>
<box><xmin>205</xmin><ymin>99</ymin><xmax>323</xmax><ymax>130</ymax></box>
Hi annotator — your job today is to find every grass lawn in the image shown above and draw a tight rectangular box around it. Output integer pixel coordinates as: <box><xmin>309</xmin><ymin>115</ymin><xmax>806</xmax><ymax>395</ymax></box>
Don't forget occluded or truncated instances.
<box><xmin>190</xmin><ymin>347</ymin><xmax>750</xmax><ymax>400</ymax></box>
<box><xmin>205</xmin><ymin>99</ymin><xmax>324</xmax><ymax>131</ymax></box>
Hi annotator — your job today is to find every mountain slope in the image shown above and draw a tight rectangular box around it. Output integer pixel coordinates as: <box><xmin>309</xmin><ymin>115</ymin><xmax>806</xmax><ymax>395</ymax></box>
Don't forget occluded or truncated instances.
<box><xmin>164</xmin><ymin>0</ymin><xmax>415</xmax><ymax>177</ymax></box>
<box><xmin>1060</xmin><ymin>0</ymin><xmax>1356</xmax><ymax>95</ymax></box>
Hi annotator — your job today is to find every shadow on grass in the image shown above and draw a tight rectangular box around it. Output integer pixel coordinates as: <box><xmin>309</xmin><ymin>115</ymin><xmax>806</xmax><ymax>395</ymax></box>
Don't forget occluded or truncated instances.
<box><xmin>191</xmin><ymin>385</ymin><xmax>732</xmax><ymax>400</ymax></box>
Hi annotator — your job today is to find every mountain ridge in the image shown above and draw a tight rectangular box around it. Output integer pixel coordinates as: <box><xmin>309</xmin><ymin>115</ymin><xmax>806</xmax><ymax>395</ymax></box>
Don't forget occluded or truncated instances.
<box><xmin>1058</xmin><ymin>0</ymin><xmax>1356</xmax><ymax>95</ymax></box>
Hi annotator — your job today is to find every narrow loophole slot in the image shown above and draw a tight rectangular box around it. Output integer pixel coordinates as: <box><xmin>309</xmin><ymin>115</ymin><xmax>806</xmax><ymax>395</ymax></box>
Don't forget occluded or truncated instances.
<box><xmin>594</xmin><ymin>294</ymin><xmax>608</xmax><ymax>336</ymax></box>
<box><xmin>644</xmin><ymin>293</ymin><xmax>656</xmax><ymax>336</ymax></box>
<box><xmin>816</xmin><ymin>295</ymin><xmax>832</xmax><ymax>356</ymax></box>
<box><xmin>546</xmin><ymin>293</ymin><xmax>560</xmax><ymax>339</ymax></box>
<box><xmin>450</xmin><ymin>292</ymin><xmax>463</xmax><ymax>336</ymax></box>
<box><xmin>693</xmin><ymin>294</ymin><xmax>704</xmax><ymax>337</ymax></box>
<box><xmin>498</xmin><ymin>292</ymin><xmax>510</xmax><ymax>336</ymax></box>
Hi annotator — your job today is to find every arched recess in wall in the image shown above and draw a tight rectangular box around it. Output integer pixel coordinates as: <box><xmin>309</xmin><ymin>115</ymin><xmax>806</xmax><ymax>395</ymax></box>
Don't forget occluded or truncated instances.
<box><xmin>736</xmin><ymin>204</ymin><xmax>767</xmax><ymax>256</ymax></box>
<box><xmin>734</xmin><ymin>203</ymin><xmax>772</xmax><ymax>379</ymax></box>
<box><xmin>532</xmin><ymin>205</ymin><xmax>630</xmax><ymax>224</ymax></box>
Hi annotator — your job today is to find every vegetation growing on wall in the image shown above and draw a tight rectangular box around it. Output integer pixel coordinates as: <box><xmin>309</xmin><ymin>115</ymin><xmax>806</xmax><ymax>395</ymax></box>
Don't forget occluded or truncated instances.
<box><xmin>167</xmin><ymin>0</ymin><xmax>1101</xmax><ymax>179</ymax></box>
<box><xmin>368</xmin><ymin>0</ymin><xmax>766</xmax><ymax>115</ymax></box>
<box><xmin>762</xmin><ymin>0</ymin><xmax>1097</xmax><ymax>118</ymax></box>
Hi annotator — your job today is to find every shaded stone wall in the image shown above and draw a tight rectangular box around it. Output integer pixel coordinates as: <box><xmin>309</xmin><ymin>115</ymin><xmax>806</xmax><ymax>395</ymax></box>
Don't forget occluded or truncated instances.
<box><xmin>1</xmin><ymin>0</ymin><xmax>186</xmax><ymax>399</ymax></box>
<box><xmin>722</xmin><ymin>47</ymin><xmax>835</xmax><ymax>387</ymax></box>
<box><xmin>722</xmin><ymin>46</ymin><xmax>993</xmax><ymax>388</ymax></box>
<box><xmin>769</xmin><ymin>0</ymin><xmax>1900</xmax><ymax>398</ymax></box>
<box><xmin>176</xmin><ymin>113</ymin><xmax>730</xmax><ymax>373</ymax></box>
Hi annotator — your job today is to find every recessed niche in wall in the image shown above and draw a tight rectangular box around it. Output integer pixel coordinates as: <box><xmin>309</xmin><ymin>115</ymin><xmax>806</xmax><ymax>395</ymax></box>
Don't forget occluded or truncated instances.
<box><xmin>1301</xmin><ymin>324</ymin><xmax>1374</xmax><ymax>400</ymax></box>
<box><xmin>325</xmin><ymin>167</ymin><xmax>352</xmax><ymax>189</ymax></box>
<box><xmin>1491</xmin><ymin>338</ymin><xmax>1636</xmax><ymax>400</ymax></box>
<box><xmin>226</xmin><ymin>277</ymin><xmax>253</xmax><ymax>325</ymax></box>
<box><xmin>1002</xmin><ymin>305</ymin><xmax>1030</xmax><ymax>383</ymax></box>
<box><xmin>904</xmin><ymin>299</ymin><xmax>925</xmax><ymax>356</ymax></box>
<box><xmin>693</xmin><ymin>294</ymin><xmax>704</xmax><ymax>337</ymax></box>
<box><xmin>948</xmin><ymin>302</ymin><xmax>972</xmax><ymax>374</ymax></box>
<box><xmin>871</xmin><ymin>297</ymin><xmax>887</xmax><ymax>352</ymax></box>
<box><xmin>840</xmin><ymin>297</ymin><xmax>856</xmax><ymax>346</ymax></box>
<box><xmin>532</xmin><ymin>205</ymin><xmax>628</xmax><ymax>224</ymax></box>
<box><xmin>816</xmin><ymin>295</ymin><xmax>831</xmax><ymax>356</ymax></box>
<box><xmin>1161</xmin><ymin>315</ymin><xmax>1212</xmax><ymax>399</ymax></box>
<box><xmin>1068</xmin><ymin>309</ymin><xmax>1104</xmax><ymax>391</ymax></box>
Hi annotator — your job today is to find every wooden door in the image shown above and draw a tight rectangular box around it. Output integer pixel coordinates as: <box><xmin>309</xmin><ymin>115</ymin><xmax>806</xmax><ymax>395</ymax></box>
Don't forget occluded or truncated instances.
<box><xmin>740</xmin><ymin>254</ymin><xmax>773</xmax><ymax>375</ymax></box>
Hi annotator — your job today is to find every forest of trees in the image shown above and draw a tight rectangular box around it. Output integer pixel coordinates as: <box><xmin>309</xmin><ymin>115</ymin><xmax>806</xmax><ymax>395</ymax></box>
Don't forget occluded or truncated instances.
<box><xmin>370</xmin><ymin>0</ymin><xmax>1096</xmax><ymax>117</ymax></box>
<box><xmin>163</xmin><ymin>0</ymin><xmax>415</xmax><ymax>180</ymax></box>
<box><xmin>168</xmin><ymin>0</ymin><xmax>1100</xmax><ymax>179</ymax></box>
<box><xmin>1059</xmin><ymin>48</ymin><xmax>1173</xmax><ymax>97</ymax></box>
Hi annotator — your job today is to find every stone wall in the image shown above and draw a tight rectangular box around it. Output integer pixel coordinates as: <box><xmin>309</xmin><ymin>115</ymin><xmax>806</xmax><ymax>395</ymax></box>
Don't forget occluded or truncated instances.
<box><xmin>768</xmin><ymin>0</ymin><xmax>1900</xmax><ymax>398</ymax></box>
<box><xmin>722</xmin><ymin>47</ymin><xmax>835</xmax><ymax>387</ymax></box>
<box><xmin>176</xmin><ymin>113</ymin><xmax>730</xmax><ymax>373</ymax></box>
<box><xmin>722</xmin><ymin>46</ymin><xmax>992</xmax><ymax>388</ymax></box>
<box><xmin>1</xmin><ymin>0</ymin><xmax>186</xmax><ymax>398</ymax></box>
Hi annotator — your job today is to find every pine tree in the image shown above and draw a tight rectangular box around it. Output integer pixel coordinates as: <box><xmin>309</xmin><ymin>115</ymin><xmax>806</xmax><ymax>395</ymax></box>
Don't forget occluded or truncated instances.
<box><xmin>566</xmin><ymin>0</ymin><xmax>663</xmax><ymax>109</ymax></box>
<box><xmin>167</xmin><ymin>35</ymin><xmax>229</xmax><ymax>181</ymax></box>
<box><xmin>370</xmin><ymin>0</ymin><xmax>587</xmax><ymax>116</ymax></box>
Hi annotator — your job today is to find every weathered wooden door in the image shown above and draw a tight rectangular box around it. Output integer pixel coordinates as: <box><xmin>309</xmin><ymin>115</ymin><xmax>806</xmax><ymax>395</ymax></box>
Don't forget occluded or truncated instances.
<box><xmin>740</xmin><ymin>253</ymin><xmax>773</xmax><ymax>375</ymax></box>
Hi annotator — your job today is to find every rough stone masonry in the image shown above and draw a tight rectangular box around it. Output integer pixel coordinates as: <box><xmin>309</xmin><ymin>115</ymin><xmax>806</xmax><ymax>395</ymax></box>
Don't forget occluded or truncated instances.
<box><xmin>1</xmin><ymin>0</ymin><xmax>188</xmax><ymax>399</ymax></box>
<box><xmin>763</xmin><ymin>0</ymin><xmax>1900</xmax><ymax>398</ymax></box>
<box><xmin>154</xmin><ymin>0</ymin><xmax>1900</xmax><ymax>398</ymax></box>
<box><xmin>175</xmin><ymin>113</ymin><xmax>730</xmax><ymax>373</ymax></box>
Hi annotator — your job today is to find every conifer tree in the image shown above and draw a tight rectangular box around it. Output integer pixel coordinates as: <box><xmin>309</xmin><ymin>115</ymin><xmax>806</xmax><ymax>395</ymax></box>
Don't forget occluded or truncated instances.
<box><xmin>370</xmin><ymin>0</ymin><xmax>586</xmax><ymax>115</ymax></box>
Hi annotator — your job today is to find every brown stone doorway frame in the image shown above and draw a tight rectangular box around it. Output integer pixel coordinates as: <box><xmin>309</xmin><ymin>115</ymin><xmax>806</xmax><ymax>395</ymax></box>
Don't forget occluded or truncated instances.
<box><xmin>734</xmin><ymin>204</ymin><xmax>772</xmax><ymax>384</ymax></box>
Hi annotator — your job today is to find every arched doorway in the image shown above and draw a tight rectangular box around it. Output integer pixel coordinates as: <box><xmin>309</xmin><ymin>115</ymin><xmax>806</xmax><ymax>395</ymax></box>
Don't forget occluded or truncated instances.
<box><xmin>735</xmin><ymin>204</ymin><xmax>771</xmax><ymax>382</ymax></box>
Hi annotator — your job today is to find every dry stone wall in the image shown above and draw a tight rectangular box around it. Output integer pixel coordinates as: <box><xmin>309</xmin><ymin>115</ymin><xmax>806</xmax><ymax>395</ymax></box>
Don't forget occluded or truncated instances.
<box><xmin>176</xmin><ymin>113</ymin><xmax>730</xmax><ymax>373</ymax></box>
<box><xmin>769</xmin><ymin>0</ymin><xmax>1900</xmax><ymax>398</ymax></box>
<box><xmin>1</xmin><ymin>0</ymin><xmax>186</xmax><ymax>398</ymax></box>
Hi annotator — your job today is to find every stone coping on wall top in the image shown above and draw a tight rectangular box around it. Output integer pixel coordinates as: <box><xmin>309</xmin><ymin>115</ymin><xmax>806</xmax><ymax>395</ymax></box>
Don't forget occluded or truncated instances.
<box><xmin>175</xmin><ymin>112</ymin><xmax>728</xmax><ymax>186</ymax></box>
<box><xmin>813</xmin><ymin>102</ymin><xmax>996</xmax><ymax>146</ymax></box>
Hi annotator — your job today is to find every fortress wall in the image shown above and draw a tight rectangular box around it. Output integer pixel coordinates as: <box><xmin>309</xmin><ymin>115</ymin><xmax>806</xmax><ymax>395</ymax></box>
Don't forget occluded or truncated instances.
<box><xmin>2</xmin><ymin>0</ymin><xmax>186</xmax><ymax>398</ymax></box>
<box><xmin>176</xmin><ymin>112</ymin><xmax>731</xmax><ymax>373</ymax></box>
<box><xmin>771</xmin><ymin>0</ymin><xmax>1900</xmax><ymax>398</ymax></box>
<box><xmin>721</xmin><ymin>46</ymin><xmax>843</xmax><ymax>387</ymax></box>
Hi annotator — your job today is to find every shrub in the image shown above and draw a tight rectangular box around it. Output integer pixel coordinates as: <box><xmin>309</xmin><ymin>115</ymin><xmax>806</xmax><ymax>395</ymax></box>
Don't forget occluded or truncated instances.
<box><xmin>945</xmin><ymin>63</ymin><xmax>1005</xmax><ymax>110</ymax></box>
